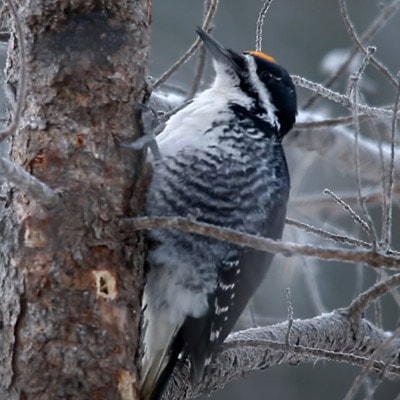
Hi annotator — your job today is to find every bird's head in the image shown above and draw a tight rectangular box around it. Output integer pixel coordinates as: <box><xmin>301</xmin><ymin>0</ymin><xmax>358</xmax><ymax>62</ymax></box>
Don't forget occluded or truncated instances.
<box><xmin>197</xmin><ymin>27</ymin><xmax>297</xmax><ymax>136</ymax></box>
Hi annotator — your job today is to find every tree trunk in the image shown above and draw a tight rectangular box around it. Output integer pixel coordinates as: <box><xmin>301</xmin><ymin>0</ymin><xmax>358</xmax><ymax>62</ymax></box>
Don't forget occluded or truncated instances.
<box><xmin>0</xmin><ymin>1</ymin><xmax>151</xmax><ymax>398</ymax></box>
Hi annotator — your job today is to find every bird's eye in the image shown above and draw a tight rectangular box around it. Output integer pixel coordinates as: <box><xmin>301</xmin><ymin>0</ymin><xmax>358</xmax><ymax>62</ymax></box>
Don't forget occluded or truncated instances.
<box><xmin>261</xmin><ymin>72</ymin><xmax>273</xmax><ymax>81</ymax></box>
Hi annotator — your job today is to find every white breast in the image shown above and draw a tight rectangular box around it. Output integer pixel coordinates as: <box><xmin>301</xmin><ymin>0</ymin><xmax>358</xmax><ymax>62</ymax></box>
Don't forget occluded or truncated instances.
<box><xmin>154</xmin><ymin>76</ymin><xmax>253</xmax><ymax>159</ymax></box>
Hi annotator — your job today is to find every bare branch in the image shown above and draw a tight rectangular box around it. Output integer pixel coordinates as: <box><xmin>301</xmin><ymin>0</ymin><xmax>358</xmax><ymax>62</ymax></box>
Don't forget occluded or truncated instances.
<box><xmin>294</xmin><ymin>114</ymin><xmax>372</xmax><ymax>129</ymax></box>
<box><xmin>342</xmin><ymin>328</ymin><xmax>400</xmax><ymax>400</ymax></box>
<box><xmin>255</xmin><ymin>0</ymin><xmax>274</xmax><ymax>51</ymax></box>
<box><xmin>290</xmin><ymin>189</ymin><xmax>384</xmax><ymax>213</ymax></box>
<box><xmin>374</xmin><ymin>271</ymin><xmax>384</xmax><ymax>330</ymax></box>
<box><xmin>124</xmin><ymin>216</ymin><xmax>400</xmax><ymax>269</ymax></box>
<box><xmin>323</xmin><ymin>189</ymin><xmax>372</xmax><ymax>236</ymax></box>
<box><xmin>286</xmin><ymin>217</ymin><xmax>371</xmax><ymax>249</ymax></box>
<box><xmin>223</xmin><ymin>339</ymin><xmax>400</xmax><ymax>376</ymax></box>
<box><xmin>348</xmin><ymin>47</ymin><xmax>378</xmax><ymax>247</ymax></box>
<box><xmin>0</xmin><ymin>157</ymin><xmax>59</xmax><ymax>208</ymax></box>
<box><xmin>186</xmin><ymin>42</ymin><xmax>206</xmax><ymax>99</ymax></box>
<box><xmin>302</xmin><ymin>0</ymin><xmax>400</xmax><ymax>109</ymax></box>
<box><xmin>0</xmin><ymin>0</ymin><xmax>26</xmax><ymax>142</ymax></box>
<box><xmin>347</xmin><ymin>46</ymin><xmax>375</xmax><ymax>97</ymax></box>
<box><xmin>152</xmin><ymin>0</ymin><xmax>219</xmax><ymax>90</ymax></box>
<box><xmin>186</xmin><ymin>0</ymin><xmax>211</xmax><ymax>99</ymax></box>
<box><xmin>381</xmin><ymin>269</ymin><xmax>400</xmax><ymax>308</ymax></box>
<box><xmin>382</xmin><ymin>74</ymin><xmax>400</xmax><ymax>249</ymax></box>
<box><xmin>346</xmin><ymin>273</ymin><xmax>400</xmax><ymax>318</ymax></box>
<box><xmin>292</xmin><ymin>75</ymin><xmax>398</xmax><ymax>119</ymax></box>
<box><xmin>166</xmin><ymin>312</ymin><xmax>400</xmax><ymax>400</ymax></box>
<box><xmin>287</xmin><ymin>117</ymin><xmax>400</xmax><ymax>186</ymax></box>
<box><xmin>338</xmin><ymin>0</ymin><xmax>398</xmax><ymax>89</ymax></box>
<box><xmin>285</xmin><ymin>288</ymin><xmax>294</xmax><ymax>344</ymax></box>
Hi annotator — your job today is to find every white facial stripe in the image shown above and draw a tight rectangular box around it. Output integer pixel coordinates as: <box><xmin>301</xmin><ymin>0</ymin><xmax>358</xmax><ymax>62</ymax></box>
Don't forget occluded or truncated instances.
<box><xmin>245</xmin><ymin>55</ymin><xmax>280</xmax><ymax>131</ymax></box>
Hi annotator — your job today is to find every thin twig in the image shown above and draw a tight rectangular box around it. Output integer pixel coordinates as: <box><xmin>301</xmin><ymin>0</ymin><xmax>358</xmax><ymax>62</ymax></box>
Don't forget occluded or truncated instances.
<box><xmin>123</xmin><ymin>216</ymin><xmax>400</xmax><ymax>269</ymax></box>
<box><xmin>379</xmin><ymin>123</ymin><xmax>389</xmax><ymax>250</ymax></box>
<box><xmin>361</xmin><ymin>376</ymin><xmax>374</xmax><ymax>400</ymax></box>
<box><xmin>302</xmin><ymin>0</ymin><xmax>400</xmax><ymax>109</ymax></box>
<box><xmin>380</xmin><ymin>269</ymin><xmax>400</xmax><ymax>308</ymax></box>
<box><xmin>294</xmin><ymin>114</ymin><xmax>372</xmax><ymax>130</ymax></box>
<box><xmin>247</xmin><ymin>300</ymin><xmax>259</xmax><ymax>328</ymax></box>
<box><xmin>255</xmin><ymin>0</ymin><xmax>274</xmax><ymax>51</ymax></box>
<box><xmin>323</xmin><ymin>189</ymin><xmax>372</xmax><ymax>236</ymax></box>
<box><xmin>291</xmin><ymin>193</ymin><xmax>388</xmax><ymax>219</ymax></box>
<box><xmin>292</xmin><ymin>75</ymin><xmax>399</xmax><ymax>120</ymax></box>
<box><xmin>153</xmin><ymin>39</ymin><xmax>202</xmax><ymax>91</ymax></box>
<box><xmin>285</xmin><ymin>288</ymin><xmax>294</xmax><ymax>345</ymax></box>
<box><xmin>186</xmin><ymin>43</ymin><xmax>206</xmax><ymax>99</ymax></box>
<box><xmin>0</xmin><ymin>0</ymin><xmax>26</xmax><ymax>142</ymax></box>
<box><xmin>348</xmin><ymin>46</ymin><xmax>378</xmax><ymax>248</ymax></box>
<box><xmin>374</xmin><ymin>271</ymin><xmax>383</xmax><ymax>329</ymax></box>
<box><xmin>186</xmin><ymin>0</ymin><xmax>211</xmax><ymax>99</ymax></box>
<box><xmin>338</xmin><ymin>0</ymin><xmax>398</xmax><ymax>89</ymax></box>
<box><xmin>286</xmin><ymin>217</ymin><xmax>371</xmax><ymax>249</ymax></box>
<box><xmin>382</xmin><ymin>73</ymin><xmax>400</xmax><ymax>249</ymax></box>
<box><xmin>300</xmin><ymin>258</ymin><xmax>328</xmax><ymax>314</ymax></box>
<box><xmin>0</xmin><ymin>157</ymin><xmax>59</xmax><ymax>208</ymax></box>
<box><xmin>152</xmin><ymin>0</ymin><xmax>219</xmax><ymax>90</ymax></box>
<box><xmin>353</xmin><ymin>262</ymin><xmax>365</xmax><ymax>308</ymax></box>
<box><xmin>346</xmin><ymin>273</ymin><xmax>400</xmax><ymax>317</ymax></box>
<box><xmin>288</xmin><ymin>120</ymin><xmax>400</xmax><ymax>198</ymax></box>
<box><xmin>346</xmin><ymin>46</ymin><xmax>375</xmax><ymax>97</ymax></box>
<box><xmin>291</xmin><ymin>188</ymin><xmax>385</xmax><ymax>211</ymax></box>
<box><xmin>285</xmin><ymin>153</ymin><xmax>328</xmax><ymax>314</ymax></box>
<box><xmin>342</xmin><ymin>328</ymin><xmax>400</xmax><ymax>400</ymax></box>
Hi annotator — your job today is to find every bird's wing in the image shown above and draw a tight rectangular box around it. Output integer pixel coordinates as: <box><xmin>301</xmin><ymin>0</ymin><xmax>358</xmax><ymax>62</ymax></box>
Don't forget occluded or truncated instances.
<box><xmin>178</xmin><ymin>192</ymin><xmax>288</xmax><ymax>385</ymax></box>
<box><xmin>178</xmin><ymin>248</ymin><xmax>272</xmax><ymax>384</ymax></box>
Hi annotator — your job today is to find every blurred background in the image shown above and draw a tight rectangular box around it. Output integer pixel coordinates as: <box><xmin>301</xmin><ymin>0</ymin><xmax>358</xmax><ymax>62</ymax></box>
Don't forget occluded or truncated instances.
<box><xmin>150</xmin><ymin>1</ymin><xmax>400</xmax><ymax>399</ymax></box>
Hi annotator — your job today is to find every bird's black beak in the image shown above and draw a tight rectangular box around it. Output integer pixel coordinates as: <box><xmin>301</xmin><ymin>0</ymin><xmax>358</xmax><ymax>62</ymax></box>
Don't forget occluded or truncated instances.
<box><xmin>196</xmin><ymin>27</ymin><xmax>243</xmax><ymax>72</ymax></box>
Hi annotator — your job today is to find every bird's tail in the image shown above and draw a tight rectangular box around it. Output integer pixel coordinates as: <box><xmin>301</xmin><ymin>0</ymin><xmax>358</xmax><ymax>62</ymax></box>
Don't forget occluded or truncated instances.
<box><xmin>140</xmin><ymin>304</ymin><xmax>182</xmax><ymax>400</ymax></box>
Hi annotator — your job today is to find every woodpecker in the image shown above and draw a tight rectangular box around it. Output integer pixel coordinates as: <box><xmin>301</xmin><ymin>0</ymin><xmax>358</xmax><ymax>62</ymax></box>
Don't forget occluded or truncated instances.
<box><xmin>141</xmin><ymin>28</ymin><xmax>297</xmax><ymax>400</ymax></box>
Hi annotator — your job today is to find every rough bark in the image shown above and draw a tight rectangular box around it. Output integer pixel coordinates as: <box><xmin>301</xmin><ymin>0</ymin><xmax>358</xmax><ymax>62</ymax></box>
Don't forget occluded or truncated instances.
<box><xmin>0</xmin><ymin>1</ymin><xmax>151</xmax><ymax>399</ymax></box>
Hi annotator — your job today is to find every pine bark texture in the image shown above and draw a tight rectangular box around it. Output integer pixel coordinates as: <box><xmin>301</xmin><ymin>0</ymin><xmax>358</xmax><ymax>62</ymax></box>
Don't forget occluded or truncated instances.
<box><xmin>0</xmin><ymin>1</ymin><xmax>151</xmax><ymax>399</ymax></box>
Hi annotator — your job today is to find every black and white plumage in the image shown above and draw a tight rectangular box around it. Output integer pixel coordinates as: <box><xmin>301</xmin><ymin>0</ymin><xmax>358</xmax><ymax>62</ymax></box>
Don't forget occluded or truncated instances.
<box><xmin>141</xmin><ymin>28</ymin><xmax>297</xmax><ymax>400</ymax></box>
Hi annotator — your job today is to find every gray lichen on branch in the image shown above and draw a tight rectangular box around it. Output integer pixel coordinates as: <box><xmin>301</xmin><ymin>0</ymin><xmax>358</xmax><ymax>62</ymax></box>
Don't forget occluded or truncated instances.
<box><xmin>165</xmin><ymin>312</ymin><xmax>400</xmax><ymax>400</ymax></box>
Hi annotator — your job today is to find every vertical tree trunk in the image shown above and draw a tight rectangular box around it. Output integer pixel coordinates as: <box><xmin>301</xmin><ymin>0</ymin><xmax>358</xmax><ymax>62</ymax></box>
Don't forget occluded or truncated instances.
<box><xmin>0</xmin><ymin>1</ymin><xmax>151</xmax><ymax>398</ymax></box>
